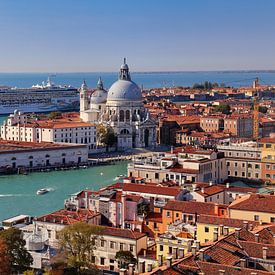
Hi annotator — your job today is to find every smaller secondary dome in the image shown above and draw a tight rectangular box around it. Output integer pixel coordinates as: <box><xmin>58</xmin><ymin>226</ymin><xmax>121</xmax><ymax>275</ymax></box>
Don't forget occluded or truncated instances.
<box><xmin>90</xmin><ymin>77</ymin><xmax>107</xmax><ymax>104</ymax></box>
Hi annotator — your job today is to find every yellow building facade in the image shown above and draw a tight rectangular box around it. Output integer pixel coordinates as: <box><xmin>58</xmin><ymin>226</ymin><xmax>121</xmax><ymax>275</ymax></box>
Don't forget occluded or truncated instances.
<box><xmin>259</xmin><ymin>138</ymin><xmax>275</xmax><ymax>184</ymax></box>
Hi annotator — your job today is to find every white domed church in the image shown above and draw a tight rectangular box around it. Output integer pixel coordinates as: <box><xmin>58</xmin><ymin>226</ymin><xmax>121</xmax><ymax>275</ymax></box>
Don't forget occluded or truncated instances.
<box><xmin>80</xmin><ymin>59</ymin><xmax>156</xmax><ymax>149</ymax></box>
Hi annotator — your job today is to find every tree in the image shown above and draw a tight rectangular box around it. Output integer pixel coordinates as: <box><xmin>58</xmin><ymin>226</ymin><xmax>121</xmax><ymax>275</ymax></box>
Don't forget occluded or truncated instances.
<box><xmin>214</xmin><ymin>104</ymin><xmax>231</xmax><ymax>115</ymax></box>
<box><xmin>96</xmin><ymin>124</ymin><xmax>117</xmax><ymax>151</ymax></box>
<box><xmin>0</xmin><ymin>238</ymin><xmax>11</xmax><ymax>275</ymax></box>
<box><xmin>58</xmin><ymin>222</ymin><xmax>103</xmax><ymax>273</ymax></box>
<box><xmin>48</xmin><ymin>111</ymin><xmax>62</xmax><ymax>120</ymax></box>
<box><xmin>259</xmin><ymin>106</ymin><xmax>268</xmax><ymax>114</ymax></box>
<box><xmin>0</xmin><ymin>228</ymin><xmax>33</xmax><ymax>272</ymax></box>
<box><xmin>115</xmin><ymin>250</ymin><xmax>136</xmax><ymax>269</ymax></box>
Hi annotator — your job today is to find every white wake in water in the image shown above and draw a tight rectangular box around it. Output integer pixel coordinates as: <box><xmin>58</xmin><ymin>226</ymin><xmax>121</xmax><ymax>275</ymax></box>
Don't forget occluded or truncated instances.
<box><xmin>0</xmin><ymin>194</ymin><xmax>26</xmax><ymax>197</ymax></box>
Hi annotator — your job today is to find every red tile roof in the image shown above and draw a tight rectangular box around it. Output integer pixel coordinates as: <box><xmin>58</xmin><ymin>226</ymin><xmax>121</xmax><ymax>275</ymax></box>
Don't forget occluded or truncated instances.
<box><xmin>229</xmin><ymin>194</ymin><xmax>275</xmax><ymax>214</ymax></box>
<box><xmin>197</xmin><ymin>214</ymin><xmax>258</xmax><ymax>229</ymax></box>
<box><xmin>122</xmin><ymin>183</ymin><xmax>181</xmax><ymax>197</ymax></box>
<box><xmin>163</xmin><ymin>200</ymin><xmax>225</xmax><ymax>215</ymax></box>
<box><xmin>102</xmin><ymin>227</ymin><xmax>146</xmax><ymax>240</ymax></box>
<box><xmin>36</xmin><ymin>209</ymin><xmax>99</xmax><ymax>225</ymax></box>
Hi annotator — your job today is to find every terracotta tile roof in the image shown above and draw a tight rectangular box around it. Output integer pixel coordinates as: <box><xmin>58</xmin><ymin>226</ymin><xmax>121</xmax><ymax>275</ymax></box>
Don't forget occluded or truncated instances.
<box><xmin>259</xmin><ymin>137</ymin><xmax>275</xmax><ymax>144</ymax></box>
<box><xmin>169</xmin><ymin>164</ymin><xmax>199</xmax><ymax>174</ymax></box>
<box><xmin>0</xmin><ymin>140</ymin><xmax>86</xmax><ymax>154</ymax></box>
<box><xmin>102</xmin><ymin>227</ymin><xmax>146</xmax><ymax>240</ymax></box>
<box><xmin>196</xmin><ymin>261</ymin><xmax>273</xmax><ymax>275</ymax></box>
<box><xmin>197</xmin><ymin>214</ymin><xmax>258</xmax><ymax>229</ymax></box>
<box><xmin>122</xmin><ymin>183</ymin><xmax>181</xmax><ymax>197</ymax></box>
<box><xmin>146</xmin><ymin>213</ymin><xmax>162</xmax><ymax>223</ymax></box>
<box><xmin>238</xmin><ymin>240</ymin><xmax>275</xmax><ymax>259</ymax></box>
<box><xmin>196</xmin><ymin>185</ymin><xmax>224</xmax><ymax>197</ymax></box>
<box><xmin>36</xmin><ymin>209</ymin><xmax>99</xmax><ymax>225</ymax></box>
<box><xmin>163</xmin><ymin>200</ymin><xmax>225</xmax><ymax>215</ymax></box>
<box><xmin>229</xmin><ymin>194</ymin><xmax>275</xmax><ymax>214</ymax></box>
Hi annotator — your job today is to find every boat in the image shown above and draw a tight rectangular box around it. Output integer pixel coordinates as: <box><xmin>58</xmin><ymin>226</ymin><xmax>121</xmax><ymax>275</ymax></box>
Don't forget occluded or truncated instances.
<box><xmin>36</xmin><ymin>188</ymin><xmax>49</xmax><ymax>195</ymax></box>
<box><xmin>0</xmin><ymin>77</ymin><xmax>79</xmax><ymax>115</ymax></box>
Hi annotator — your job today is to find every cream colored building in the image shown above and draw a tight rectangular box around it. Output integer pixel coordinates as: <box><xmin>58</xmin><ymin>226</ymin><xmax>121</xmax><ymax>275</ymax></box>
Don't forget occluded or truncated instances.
<box><xmin>0</xmin><ymin>140</ymin><xmax>88</xmax><ymax>169</ymax></box>
<box><xmin>0</xmin><ymin>110</ymin><xmax>96</xmax><ymax>152</ymax></box>
<box><xmin>228</xmin><ymin>194</ymin><xmax>275</xmax><ymax>223</ymax></box>
<box><xmin>128</xmin><ymin>148</ymin><xmax>227</xmax><ymax>184</ymax></box>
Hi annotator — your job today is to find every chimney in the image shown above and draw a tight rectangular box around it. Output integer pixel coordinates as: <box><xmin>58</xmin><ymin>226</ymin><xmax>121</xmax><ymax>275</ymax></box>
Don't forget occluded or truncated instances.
<box><xmin>119</xmin><ymin>269</ymin><xmax>127</xmax><ymax>275</ymax></box>
<box><xmin>166</xmin><ymin>254</ymin><xmax>172</xmax><ymax>267</ymax></box>
<box><xmin>224</xmin><ymin>226</ymin><xmax>229</xmax><ymax>236</ymax></box>
<box><xmin>214</xmin><ymin>203</ymin><xmax>219</xmax><ymax>215</ymax></box>
<box><xmin>178</xmin><ymin>248</ymin><xmax>184</xmax><ymax>258</ymax></box>
<box><xmin>219</xmin><ymin>270</ymin><xmax>225</xmax><ymax>275</ymax></box>
<box><xmin>201</xmin><ymin>187</ymin><xmax>205</xmax><ymax>193</ymax></box>
<box><xmin>263</xmin><ymin>247</ymin><xmax>268</xmax><ymax>260</ymax></box>
<box><xmin>85</xmin><ymin>191</ymin><xmax>88</xmax><ymax>209</ymax></box>
<box><xmin>209</xmin><ymin>180</ymin><xmax>213</xmax><ymax>186</ymax></box>
<box><xmin>143</xmin><ymin>250</ymin><xmax>147</xmax><ymax>257</ymax></box>
<box><xmin>191</xmin><ymin>243</ymin><xmax>197</xmax><ymax>255</ymax></box>
<box><xmin>138</xmin><ymin>260</ymin><xmax>145</xmax><ymax>273</ymax></box>
<box><xmin>240</xmin><ymin>258</ymin><xmax>246</xmax><ymax>268</ymax></box>
<box><xmin>255</xmin><ymin>233</ymin><xmax>260</xmax><ymax>243</ymax></box>
<box><xmin>128</xmin><ymin>263</ymin><xmax>134</xmax><ymax>275</ymax></box>
<box><xmin>213</xmin><ymin>227</ymin><xmax>219</xmax><ymax>241</ymax></box>
<box><xmin>199</xmin><ymin>249</ymin><xmax>204</xmax><ymax>261</ymax></box>
<box><xmin>147</xmin><ymin>263</ymin><xmax>153</xmax><ymax>272</ymax></box>
<box><xmin>226</xmin><ymin>182</ymin><xmax>230</xmax><ymax>188</ymax></box>
<box><xmin>220</xmin><ymin>224</ymin><xmax>224</xmax><ymax>235</ymax></box>
<box><xmin>235</xmin><ymin>228</ymin><xmax>241</xmax><ymax>240</ymax></box>
<box><xmin>243</xmin><ymin>221</ymin><xmax>248</xmax><ymax>230</ymax></box>
<box><xmin>195</xmin><ymin>240</ymin><xmax>200</xmax><ymax>251</ymax></box>
<box><xmin>187</xmin><ymin>240</ymin><xmax>192</xmax><ymax>252</ymax></box>
<box><xmin>158</xmin><ymin>254</ymin><xmax>163</xmax><ymax>266</ymax></box>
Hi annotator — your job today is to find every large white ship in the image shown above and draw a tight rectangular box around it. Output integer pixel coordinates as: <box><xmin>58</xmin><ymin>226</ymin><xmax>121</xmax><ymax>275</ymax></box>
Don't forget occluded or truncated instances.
<box><xmin>0</xmin><ymin>78</ymin><xmax>79</xmax><ymax>114</ymax></box>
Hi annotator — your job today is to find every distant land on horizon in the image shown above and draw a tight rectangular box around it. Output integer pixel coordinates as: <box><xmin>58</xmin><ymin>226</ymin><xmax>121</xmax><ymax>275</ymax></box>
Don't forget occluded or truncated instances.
<box><xmin>0</xmin><ymin>69</ymin><xmax>275</xmax><ymax>74</ymax></box>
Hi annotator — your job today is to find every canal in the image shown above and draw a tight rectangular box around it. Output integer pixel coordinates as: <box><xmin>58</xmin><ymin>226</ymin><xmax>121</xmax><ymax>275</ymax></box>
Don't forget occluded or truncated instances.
<box><xmin>0</xmin><ymin>162</ymin><xmax>128</xmax><ymax>221</ymax></box>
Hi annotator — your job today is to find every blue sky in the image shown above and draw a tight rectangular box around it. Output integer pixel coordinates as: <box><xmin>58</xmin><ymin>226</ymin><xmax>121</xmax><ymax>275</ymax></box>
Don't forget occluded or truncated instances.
<box><xmin>0</xmin><ymin>0</ymin><xmax>274</xmax><ymax>72</ymax></box>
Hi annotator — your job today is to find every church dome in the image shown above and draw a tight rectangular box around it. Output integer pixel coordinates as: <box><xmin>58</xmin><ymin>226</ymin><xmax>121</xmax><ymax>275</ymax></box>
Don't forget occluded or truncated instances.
<box><xmin>107</xmin><ymin>59</ymin><xmax>142</xmax><ymax>102</ymax></box>
<box><xmin>90</xmin><ymin>77</ymin><xmax>107</xmax><ymax>104</ymax></box>
<box><xmin>108</xmin><ymin>79</ymin><xmax>142</xmax><ymax>102</ymax></box>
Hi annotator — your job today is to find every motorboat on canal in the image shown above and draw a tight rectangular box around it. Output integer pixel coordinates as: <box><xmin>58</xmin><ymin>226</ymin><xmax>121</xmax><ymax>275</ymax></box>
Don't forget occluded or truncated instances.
<box><xmin>36</xmin><ymin>188</ymin><xmax>49</xmax><ymax>195</ymax></box>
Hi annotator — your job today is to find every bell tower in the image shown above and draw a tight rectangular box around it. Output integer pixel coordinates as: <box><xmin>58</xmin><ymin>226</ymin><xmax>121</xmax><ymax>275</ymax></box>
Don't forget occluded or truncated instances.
<box><xmin>80</xmin><ymin>80</ymin><xmax>89</xmax><ymax>112</ymax></box>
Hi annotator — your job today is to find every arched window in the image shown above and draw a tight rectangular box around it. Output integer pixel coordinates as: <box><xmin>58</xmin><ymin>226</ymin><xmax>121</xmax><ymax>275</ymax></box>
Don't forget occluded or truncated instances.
<box><xmin>45</xmin><ymin>154</ymin><xmax>50</xmax><ymax>158</ymax></box>
<box><xmin>62</xmin><ymin>153</ymin><xmax>66</xmax><ymax>157</ymax></box>
<box><xmin>120</xmin><ymin>129</ymin><xmax>130</xmax><ymax>135</ymax></box>
<box><xmin>119</xmin><ymin>110</ymin><xmax>125</xmax><ymax>122</ymax></box>
<box><xmin>126</xmin><ymin>110</ymin><xmax>130</xmax><ymax>121</ymax></box>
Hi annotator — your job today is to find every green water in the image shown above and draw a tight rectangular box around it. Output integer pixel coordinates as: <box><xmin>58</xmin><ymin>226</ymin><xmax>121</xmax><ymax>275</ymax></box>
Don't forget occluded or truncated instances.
<box><xmin>0</xmin><ymin>162</ymin><xmax>127</xmax><ymax>221</ymax></box>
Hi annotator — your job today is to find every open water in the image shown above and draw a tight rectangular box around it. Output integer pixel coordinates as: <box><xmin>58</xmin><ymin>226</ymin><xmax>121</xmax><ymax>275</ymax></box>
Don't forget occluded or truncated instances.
<box><xmin>0</xmin><ymin>71</ymin><xmax>275</xmax><ymax>89</ymax></box>
<box><xmin>0</xmin><ymin>162</ymin><xmax>128</xmax><ymax>221</ymax></box>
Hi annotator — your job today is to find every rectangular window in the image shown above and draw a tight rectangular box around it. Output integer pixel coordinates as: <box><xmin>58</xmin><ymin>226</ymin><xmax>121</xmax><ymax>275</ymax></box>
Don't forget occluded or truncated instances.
<box><xmin>254</xmin><ymin>215</ymin><xmax>259</xmax><ymax>221</ymax></box>
<box><xmin>270</xmin><ymin>217</ymin><xmax>275</xmax><ymax>223</ymax></box>
<box><xmin>120</xmin><ymin>243</ymin><xmax>124</xmax><ymax>251</ymax></box>
<box><xmin>166</xmin><ymin>211</ymin><xmax>170</xmax><ymax>218</ymax></box>
<box><xmin>101</xmin><ymin>240</ymin><xmax>105</xmax><ymax>247</ymax></box>
<box><xmin>205</xmin><ymin>227</ymin><xmax>209</xmax><ymax>233</ymax></box>
<box><xmin>110</xmin><ymin>241</ymin><xmax>115</xmax><ymax>249</ymax></box>
<box><xmin>129</xmin><ymin>244</ymin><xmax>134</xmax><ymax>252</ymax></box>
<box><xmin>160</xmin><ymin>245</ymin><xmax>163</xmax><ymax>252</ymax></box>
<box><xmin>100</xmin><ymin>257</ymin><xmax>105</xmax><ymax>265</ymax></box>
